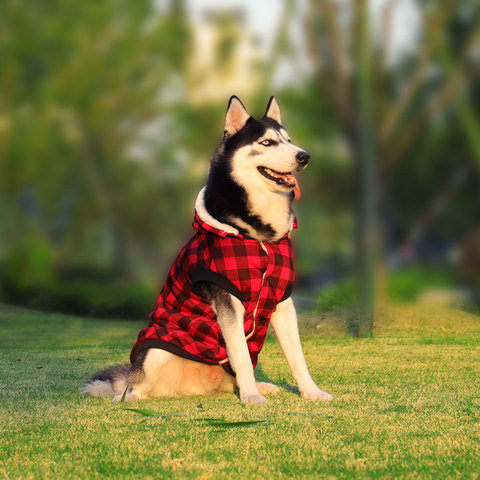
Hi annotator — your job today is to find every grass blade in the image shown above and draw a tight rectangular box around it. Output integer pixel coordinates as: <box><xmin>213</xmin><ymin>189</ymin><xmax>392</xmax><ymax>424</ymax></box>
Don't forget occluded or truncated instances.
<box><xmin>123</xmin><ymin>407</ymin><xmax>162</xmax><ymax>417</ymax></box>
<box><xmin>288</xmin><ymin>412</ymin><xmax>323</xmax><ymax>416</ymax></box>
<box><xmin>119</xmin><ymin>385</ymin><xmax>128</xmax><ymax>403</ymax></box>
<box><xmin>197</xmin><ymin>419</ymin><xmax>268</xmax><ymax>428</ymax></box>
<box><xmin>122</xmin><ymin>408</ymin><xmax>189</xmax><ymax>418</ymax></box>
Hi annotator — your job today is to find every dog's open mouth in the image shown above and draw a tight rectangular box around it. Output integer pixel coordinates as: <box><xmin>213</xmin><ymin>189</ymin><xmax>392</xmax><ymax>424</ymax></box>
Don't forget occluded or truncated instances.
<box><xmin>257</xmin><ymin>166</ymin><xmax>301</xmax><ymax>200</ymax></box>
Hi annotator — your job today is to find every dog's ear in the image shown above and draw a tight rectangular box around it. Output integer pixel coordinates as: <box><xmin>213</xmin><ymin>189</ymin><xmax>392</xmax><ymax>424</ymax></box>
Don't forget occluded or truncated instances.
<box><xmin>224</xmin><ymin>96</ymin><xmax>250</xmax><ymax>136</ymax></box>
<box><xmin>263</xmin><ymin>96</ymin><xmax>282</xmax><ymax>124</ymax></box>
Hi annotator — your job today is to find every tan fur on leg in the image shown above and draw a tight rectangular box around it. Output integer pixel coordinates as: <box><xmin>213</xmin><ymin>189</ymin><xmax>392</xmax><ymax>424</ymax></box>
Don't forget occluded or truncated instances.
<box><xmin>257</xmin><ymin>382</ymin><xmax>280</xmax><ymax>395</ymax></box>
<box><xmin>126</xmin><ymin>349</ymin><xmax>236</xmax><ymax>399</ymax></box>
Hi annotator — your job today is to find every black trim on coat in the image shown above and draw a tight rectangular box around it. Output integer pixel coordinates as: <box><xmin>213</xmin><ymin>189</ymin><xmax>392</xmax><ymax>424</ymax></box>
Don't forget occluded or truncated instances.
<box><xmin>130</xmin><ymin>339</ymin><xmax>236</xmax><ymax>377</ymax></box>
<box><xmin>279</xmin><ymin>284</ymin><xmax>293</xmax><ymax>302</ymax></box>
<box><xmin>191</xmin><ymin>269</ymin><xmax>243</xmax><ymax>302</ymax></box>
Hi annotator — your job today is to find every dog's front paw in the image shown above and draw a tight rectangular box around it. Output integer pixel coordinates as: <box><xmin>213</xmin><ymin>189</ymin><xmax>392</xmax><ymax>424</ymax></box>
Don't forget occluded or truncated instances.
<box><xmin>301</xmin><ymin>387</ymin><xmax>333</xmax><ymax>401</ymax></box>
<box><xmin>241</xmin><ymin>393</ymin><xmax>268</xmax><ymax>405</ymax></box>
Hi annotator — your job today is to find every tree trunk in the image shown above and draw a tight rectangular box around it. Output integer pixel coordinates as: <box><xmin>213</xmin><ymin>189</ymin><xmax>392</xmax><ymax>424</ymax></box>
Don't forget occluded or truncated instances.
<box><xmin>354</xmin><ymin>0</ymin><xmax>377</xmax><ymax>337</ymax></box>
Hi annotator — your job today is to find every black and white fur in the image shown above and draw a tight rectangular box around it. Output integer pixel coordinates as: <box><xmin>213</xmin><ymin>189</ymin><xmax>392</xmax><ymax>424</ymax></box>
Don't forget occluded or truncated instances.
<box><xmin>82</xmin><ymin>96</ymin><xmax>333</xmax><ymax>405</ymax></box>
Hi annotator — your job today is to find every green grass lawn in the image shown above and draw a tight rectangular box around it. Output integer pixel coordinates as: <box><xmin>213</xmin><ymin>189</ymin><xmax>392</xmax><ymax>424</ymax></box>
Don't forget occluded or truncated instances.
<box><xmin>0</xmin><ymin>302</ymin><xmax>479</xmax><ymax>479</ymax></box>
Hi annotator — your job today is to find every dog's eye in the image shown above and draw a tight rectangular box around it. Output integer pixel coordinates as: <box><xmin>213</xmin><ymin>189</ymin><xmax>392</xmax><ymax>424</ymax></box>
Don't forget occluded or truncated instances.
<box><xmin>260</xmin><ymin>139</ymin><xmax>274</xmax><ymax>146</ymax></box>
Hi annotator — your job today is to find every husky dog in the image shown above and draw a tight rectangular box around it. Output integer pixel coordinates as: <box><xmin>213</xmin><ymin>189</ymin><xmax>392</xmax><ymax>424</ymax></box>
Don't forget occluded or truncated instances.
<box><xmin>83</xmin><ymin>96</ymin><xmax>333</xmax><ymax>405</ymax></box>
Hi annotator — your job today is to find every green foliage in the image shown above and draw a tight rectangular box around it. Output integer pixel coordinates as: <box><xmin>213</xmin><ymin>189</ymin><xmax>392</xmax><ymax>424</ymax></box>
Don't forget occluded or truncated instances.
<box><xmin>2</xmin><ymin>236</ymin><xmax>55</xmax><ymax>292</ymax></box>
<box><xmin>1</xmin><ymin>0</ymin><xmax>479</xmax><ymax>323</ymax></box>
<box><xmin>316</xmin><ymin>267</ymin><xmax>458</xmax><ymax>311</ymax></box>
<box><xmin>316</xmin><ymin>277</ymin><xmax>357</xmax><ymax>312</ymax></box>
<box><xmin>387</xmin><ymin>266</ymin><xmax>456</xmax><ymax>302</ymax></box>
<box><xmin>0</xmin><ymin>0</ymin><xmax>196</xmax><ymax>283</ymax></box>
<box><xmin>1</xmin><ymin>279</ymin><xmax>155</xmax><ymax>319</ymax></box>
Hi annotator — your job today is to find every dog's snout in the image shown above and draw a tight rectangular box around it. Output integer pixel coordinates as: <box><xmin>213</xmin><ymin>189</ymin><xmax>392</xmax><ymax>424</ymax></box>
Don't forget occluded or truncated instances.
<box><xmin>296</xmin><ymin>151</ymin><xmax>310</xmax><ymax>167</ymax></box>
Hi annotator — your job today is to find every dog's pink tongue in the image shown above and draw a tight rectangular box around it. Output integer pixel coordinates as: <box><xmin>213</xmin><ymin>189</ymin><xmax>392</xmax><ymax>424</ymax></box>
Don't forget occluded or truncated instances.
<box><xmin>293</xmin><ymin>179</ymin><xmax>301</xmax><ymax>200</ymax></box>
<box><xmin>284</xmin><ymin>173</ymin><xmax>301</xmax><ymax>200</ymax></box>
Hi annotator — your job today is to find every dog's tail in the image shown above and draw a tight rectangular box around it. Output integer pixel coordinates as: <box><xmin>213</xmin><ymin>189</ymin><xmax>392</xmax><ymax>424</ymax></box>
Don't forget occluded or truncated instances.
<box><xmin>81</xmin><ymin>364</ymin><xmax>131</xmax><ymax>398</ymax></box>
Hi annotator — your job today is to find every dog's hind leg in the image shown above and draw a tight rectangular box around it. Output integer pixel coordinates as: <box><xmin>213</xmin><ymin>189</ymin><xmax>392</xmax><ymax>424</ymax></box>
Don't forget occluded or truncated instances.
<box><xmin>112</xmin><ymin>349</ymin><xmax>178</xmax><ymax>402</ymax></box>
<box><xmin>179</xmin><ymin>360</ymin><xmax>235</xmax><ymax>395</ymax></box>
<box><xmin>251</xmin><ymin>366</ymin><xmax>280</xmax><ymax>395</ymax></box>
<box><xmin>256</xmin><ymin>382</ymin><xmax>280</xmax><ymax>395</ymax></box>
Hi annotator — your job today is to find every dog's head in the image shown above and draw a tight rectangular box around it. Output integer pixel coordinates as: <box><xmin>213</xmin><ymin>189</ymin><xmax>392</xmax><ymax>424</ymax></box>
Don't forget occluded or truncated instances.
<box><xmin>218</xmin><ymin>96</ymin><xmax>309</xmax><ymax>201</ymax></box>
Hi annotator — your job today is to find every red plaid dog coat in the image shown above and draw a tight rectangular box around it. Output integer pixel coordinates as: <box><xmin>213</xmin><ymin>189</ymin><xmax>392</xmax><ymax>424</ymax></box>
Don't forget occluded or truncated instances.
<box><xmin>131</xmin><ymin>208</ymin><xmax>295</xmax><ymax>375</ymax></box>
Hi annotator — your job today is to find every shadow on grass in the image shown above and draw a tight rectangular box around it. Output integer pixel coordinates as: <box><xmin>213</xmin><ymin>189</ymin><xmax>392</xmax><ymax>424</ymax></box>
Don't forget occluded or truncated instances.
<box><xmin>255</xmin><ymin>362</ymin><xmax>278</xmax><ymax>385</ymax></box>
<box><xmin>281</xmin><ymin>383</ymin><xmax>301</xmax><ymax>396</ymax></box>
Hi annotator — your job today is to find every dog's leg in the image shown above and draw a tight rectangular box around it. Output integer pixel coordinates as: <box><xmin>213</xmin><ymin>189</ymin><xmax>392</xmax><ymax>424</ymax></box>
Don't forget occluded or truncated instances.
<box><xmin>198</xmin><ymin>283</ymin><xmax>267</xmax><ymax>405</ymax></box>
<box><xmin>256</xmin><ymin>382</ymin><xmax>280</xmax><ymax>395</ymax></box>
<box><xmin>270</xmin><ymin>297</ymin><xmax>333</xmax><ymax>401</ymax></box>
<box><xmin>112</xmin><ymin>349</ymin><xmax>176</xmax><ymax>402</ymax></box>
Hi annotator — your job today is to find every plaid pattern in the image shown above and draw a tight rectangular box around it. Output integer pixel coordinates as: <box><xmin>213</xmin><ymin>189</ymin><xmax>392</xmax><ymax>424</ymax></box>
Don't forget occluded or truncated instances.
<box><xmin>130</xmin><ymin>211</ymin><xmax>295</xmax><ymax>372</ymax></box>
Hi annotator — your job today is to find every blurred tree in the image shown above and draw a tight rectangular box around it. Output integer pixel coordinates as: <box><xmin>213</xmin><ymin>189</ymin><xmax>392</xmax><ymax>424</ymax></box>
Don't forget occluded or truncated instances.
<box><xmin>1</xmin><ymin>0</ymin><xmax>478</xmax><ymax>319</ymax></box>
<box><xmin>0</xmin><ymin>0</ymin><xmax>192</xmax><ymax>281</ymax></box>
<box><xmin>304</xmin><ymin>0</ymin><xmax>480</xmax><ymax>335</ymax></box>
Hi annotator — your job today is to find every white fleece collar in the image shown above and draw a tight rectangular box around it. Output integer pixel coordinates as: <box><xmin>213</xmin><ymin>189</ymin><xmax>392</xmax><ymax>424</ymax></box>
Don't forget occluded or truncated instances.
<box><xmin>195</xmin><ymin>187</ymin><xmax>240</xmax><ymax>236</ymax></box>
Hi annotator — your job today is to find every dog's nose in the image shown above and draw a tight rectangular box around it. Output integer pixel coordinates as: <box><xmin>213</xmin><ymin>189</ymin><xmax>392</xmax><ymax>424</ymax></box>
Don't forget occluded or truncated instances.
<box><xmin>296</xmin><ymin>151</ymin><xmax>310</xmax><ymax>166</ymax></box>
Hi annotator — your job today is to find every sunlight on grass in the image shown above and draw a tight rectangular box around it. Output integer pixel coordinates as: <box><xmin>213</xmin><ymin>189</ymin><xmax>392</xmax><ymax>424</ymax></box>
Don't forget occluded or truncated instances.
<box><xmin>0</xmin><ymin>303</ymin><xmax>479</xmax><ymax>479</ymax></box>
